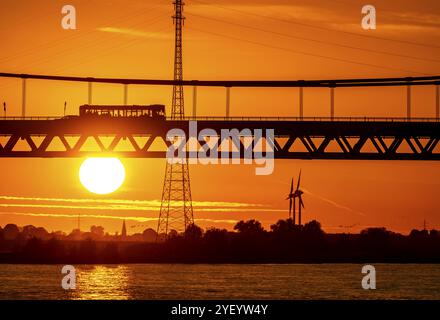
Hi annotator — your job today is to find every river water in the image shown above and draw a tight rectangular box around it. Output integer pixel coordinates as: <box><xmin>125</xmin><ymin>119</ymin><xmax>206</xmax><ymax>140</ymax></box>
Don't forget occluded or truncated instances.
<box><xmin>0</xmin><ymin>264</ymin><xmax>438</xmax><ymax>299</ymax></box>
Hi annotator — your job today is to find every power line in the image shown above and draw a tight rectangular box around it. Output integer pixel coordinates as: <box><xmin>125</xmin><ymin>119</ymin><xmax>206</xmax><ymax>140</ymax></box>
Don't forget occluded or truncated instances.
<box><xmin>0</xmin><ymin>4</ymin><xmax>166</xmax><ymax>64</ymax></box>
<box><xmin>49</xmin><ymin>26</ymin><xmax>171</xmax><ymax>75</ymax></box>
<box><xmin>331</xmin><ymin>0</ymin><xmax>440</xmax><ymax>25</ymax></box>
<box><xmin>0</xmin><ymin>13</ymin><xmax>171</xmax><ymax>94</ymax></box>
<box><xmin>2</xmin><ymin>14</ymin><xmax>170</xmax><ymax>73</ymax></box>
<box><xmin>187</xmin><ymin>12</ymin><xmax>440</xmax><ymax>64</ymax></box>
<box><xmin>0</xmin><ymin>25</ymin><xmax>170</xmax><ymax>94</ymax></box>
<box><xmin>191</xmin><ymin>0</ymin><xmax>440</xmax><ymax>49</ymax></box>
<box><xmin>187</xmin><ymin>26</ymin><xmax>434</xmax><ymax>76</ymax></box>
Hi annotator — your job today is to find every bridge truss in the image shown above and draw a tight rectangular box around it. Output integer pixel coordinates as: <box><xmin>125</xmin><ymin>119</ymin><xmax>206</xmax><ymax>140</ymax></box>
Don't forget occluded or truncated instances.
<box><xmin>0</xmin><ymin>118</ymin><xmax>439</xmax><ymax>160</ymax></box>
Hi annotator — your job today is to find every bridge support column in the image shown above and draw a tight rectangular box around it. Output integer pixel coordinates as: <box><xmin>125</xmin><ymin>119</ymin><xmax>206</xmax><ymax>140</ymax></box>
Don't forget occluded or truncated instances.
<box><xmin>407</xmin><ymin>85</ymin><xmax>411</xmax><ymax>120</ymax></box>
<box><xmin>21</xmin><ymin>78</ymin><xmax>26</xmax><ymax>117</ymax></box>
<box><xmin>436</xmin><ymin>84</ymin><xmax>439</xmax><ymax>119</ymax></box>
<box><xmin>299</xmin><ymin>87</ymin><xmax>304</xmax><ymax>119</ymax></box>
<box><xmin>88</xmin><ymin>81</ymin><xmax>92</xmax><ymax>105</ymax></box>
<box><xmin>330</xmin><ymin>87</ymin><xmax>335</xmax><ymax>120</ymax></box>
<box><xmin>123</xmin><ymin>84</ymin><xmax>128</xmax><ymax>105</ymax></box>
<box><xmin>193</xmin><ymin>85</ymin><xmax>197</xmax><ymax>117</ymax></box>
<box><xmin>226</xmin><ymin>86</ymin><xmax>230</xmax><ymax>118</ymax></box>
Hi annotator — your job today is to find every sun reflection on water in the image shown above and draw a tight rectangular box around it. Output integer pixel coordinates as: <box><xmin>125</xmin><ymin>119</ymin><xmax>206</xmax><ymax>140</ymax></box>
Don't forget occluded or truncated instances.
<box><xmin>69</xmin><ymin>265</ymin><xmax>132</xmax><ymax>300</ymax></box>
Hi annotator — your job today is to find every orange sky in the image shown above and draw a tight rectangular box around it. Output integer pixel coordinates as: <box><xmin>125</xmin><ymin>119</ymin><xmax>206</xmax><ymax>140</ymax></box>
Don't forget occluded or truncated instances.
<box><xmin>1</xmin><ymin>0</ymin><xmax>440</xmax><ymax>235</ymax></box>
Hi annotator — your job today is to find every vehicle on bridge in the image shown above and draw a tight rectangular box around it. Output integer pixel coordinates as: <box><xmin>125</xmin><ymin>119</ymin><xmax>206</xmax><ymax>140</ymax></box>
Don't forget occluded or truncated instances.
<box><xmin>77</xmin><ymin>104</ymin><xmax>166</xmax><ymax>119</ymax></box>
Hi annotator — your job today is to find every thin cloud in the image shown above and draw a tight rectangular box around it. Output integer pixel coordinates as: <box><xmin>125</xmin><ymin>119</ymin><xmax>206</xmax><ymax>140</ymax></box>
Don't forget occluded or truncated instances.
<box><xmin>0</xmin><ymin>195</ymin><xmax>261</xmax><ymax>208</ymax></box>
<box><xmin>1</xmin><ymin>211</ymin><xmax>239</xmax><ymax>225</ymax></box>
<box><xmin>1</xmin><ymin>211</ymin><xmax>149</xmax><ymax>222</ymax></box>
<box><xmin>97</xmin><ymin>27</ymin><xmax>170</xmax><ymax>39</ymax></box>
<box><xmin>0</xmin><ymin>203</ymin><xmax>280</xmax><ymax>213</ymax></box>
<box><xmin>0</xmin><ymin>203</ymin><xmax>159</xmax><ymax>212</ymax></box>
<box><xmin>189</xmin><ymin>1</ymin><xmax>440</xmax><ymax>36</ymax></box>
<box><xmin>0</xmin><ymin>195</ymin><xmax>275</xmax><ymax>215</ymax></box>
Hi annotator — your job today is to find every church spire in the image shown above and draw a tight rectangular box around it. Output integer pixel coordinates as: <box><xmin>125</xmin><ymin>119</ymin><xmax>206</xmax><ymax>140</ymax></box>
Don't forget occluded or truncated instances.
<box><xmin>121</xmin><ymin>219</ymin><xmax>127</xmax><ymax>238</ymax></box>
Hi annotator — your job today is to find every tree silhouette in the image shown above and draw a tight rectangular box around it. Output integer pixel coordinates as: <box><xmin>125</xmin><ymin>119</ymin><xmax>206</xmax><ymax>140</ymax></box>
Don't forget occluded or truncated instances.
<box><xmin>203</xmin><ymin>227</ymin><xmax>229</xmax><ymax>261</ymax></box>
<box><xmin>270</xmin><ymin>218</ymin><xmax>298</xmax><ymax>235</ymax></box>
<box><xmin>185</xmin><ymin>223</ymin><xmax>203</xmax><ymax>240</ymax></box>
<box><xmin>302</xmin><ymin>220</ymin><xmax>324</xmax><ymax>236</ymax></box>
<box><xmin>204</xmin><ymin>228</ymin><xmax>228</xmax><ymax>244</ymax></box>
<box><xmin>234</xmin><ymin>219</ymin><xmax>265</xmax><ymax>235</ymax></box>
<box><xmin>3</xmin><ymin>224</ymin><xmax>19</xmax><ymax>240</ymax></box>
<box><xmin>90</xmin><ymin>225</ymin><xmax>104</xmax><ymax>237</ymax></box>
<box><xmin>0</xmin><ymin>219</ymin><xmax>439</xmax><ymax>263</ymax></box>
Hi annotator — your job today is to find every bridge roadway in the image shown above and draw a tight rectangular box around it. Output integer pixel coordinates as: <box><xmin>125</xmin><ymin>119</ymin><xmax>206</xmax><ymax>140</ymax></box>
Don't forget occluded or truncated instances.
<box><xmin>0</xmin><ymin>117</ymin><xmax>439</xmax><ymax>160</ymax></box>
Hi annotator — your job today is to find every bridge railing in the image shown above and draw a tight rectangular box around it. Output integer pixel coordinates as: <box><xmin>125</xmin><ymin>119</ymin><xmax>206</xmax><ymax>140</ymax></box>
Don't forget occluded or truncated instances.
<box><xmin>0</xmin><ymin>116</ymin><xmax>60</xmax><ymax>120</ymax></box>
<box><xmin>1</xmin><ymin>116</ymin><xmax>439</xmax><ymax>122</ymax></box>
<box><xmin>179</xmin><ymin>116</ymin><xmax>440</xmax><ymax>122</ymax></box>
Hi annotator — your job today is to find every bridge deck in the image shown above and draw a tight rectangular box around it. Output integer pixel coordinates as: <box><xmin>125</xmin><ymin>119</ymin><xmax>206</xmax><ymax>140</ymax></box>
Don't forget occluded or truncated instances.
<box><xmin>0</xmin><ymin>117</ymin><xmax>439</xmax><ymax>160</ymax></box>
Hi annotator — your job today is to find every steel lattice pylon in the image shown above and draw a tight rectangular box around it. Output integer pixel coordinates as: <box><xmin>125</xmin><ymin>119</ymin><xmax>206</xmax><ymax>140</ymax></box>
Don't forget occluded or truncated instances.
<box><xmin>157</xmin><ymin>0</ymin><xmax>194</xmax><ymax>236</ymax></box>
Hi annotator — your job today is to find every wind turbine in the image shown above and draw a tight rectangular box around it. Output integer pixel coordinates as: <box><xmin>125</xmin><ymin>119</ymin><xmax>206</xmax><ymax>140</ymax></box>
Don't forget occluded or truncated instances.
<box><xmin>286</xmin><ymin>170</ymin><xmax>305</xmax><ymax>226</ymax></box>
<box><xmin>293</xmin><ymin>170</ymin><xmax>305</xmax><ymax>226</ymax></box>
<box><xmin>286</xmin><ymin>170</ymin><xmax>305</xmax><ymax>225</ymax></box>
<box><xmin>286</xmin><ymin>177</ymin><xmax>296</xmax><ymax>224</ymax></box>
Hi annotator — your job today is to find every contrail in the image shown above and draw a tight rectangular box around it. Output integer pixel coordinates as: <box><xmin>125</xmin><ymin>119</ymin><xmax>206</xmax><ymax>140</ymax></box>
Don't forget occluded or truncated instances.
<box><xmin>269</xmin><ymin>177</ymin><xmax>366</xmax><ymax>217</ymax></box>
<box><xmin>301</xmin><ymin>187</ymin><xmax>366</xmax><ymax>217</ymax></box>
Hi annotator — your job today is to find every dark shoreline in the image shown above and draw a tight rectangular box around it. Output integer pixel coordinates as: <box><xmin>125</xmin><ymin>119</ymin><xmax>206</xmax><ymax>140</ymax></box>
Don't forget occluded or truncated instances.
<box><xmin>1</xmin><ymin>261</ymin><xmax>440</xmax><ymax>264</ymax></box>
<box><xmin>1</xmin><ymin>239</ymin><xmax>439</xmax><ymax>264</ymax></box>
<box><xmin>2</xmin><ymin>219</ymin><xmax>439</xmax><ymax>265</ymax></box>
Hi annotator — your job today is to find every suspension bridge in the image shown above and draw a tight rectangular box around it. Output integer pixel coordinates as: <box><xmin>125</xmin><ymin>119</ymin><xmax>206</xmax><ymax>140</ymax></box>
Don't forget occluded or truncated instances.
<box><xmin>0</xmin><ymin>72</ymin><xmax>439</xmax><ymax>160</ymax></box>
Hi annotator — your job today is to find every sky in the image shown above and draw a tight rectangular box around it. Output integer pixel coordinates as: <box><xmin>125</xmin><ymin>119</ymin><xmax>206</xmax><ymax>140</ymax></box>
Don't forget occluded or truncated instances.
<box><xmin>0</xmin><ymin>0</ymin><xmax>440</xmax><ymax>235</ymax></box>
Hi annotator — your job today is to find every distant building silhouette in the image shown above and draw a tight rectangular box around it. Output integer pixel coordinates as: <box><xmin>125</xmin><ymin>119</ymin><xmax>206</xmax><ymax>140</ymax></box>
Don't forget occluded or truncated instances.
<box><xmin>121</xmin><ymin>220</ymin><xmax>127</xmax><ymax>238</ymax></box>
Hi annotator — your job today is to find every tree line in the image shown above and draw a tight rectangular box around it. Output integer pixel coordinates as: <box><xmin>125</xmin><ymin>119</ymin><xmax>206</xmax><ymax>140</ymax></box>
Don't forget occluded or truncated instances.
<box><xmin>0</xmin><ymin>219</ymin><xmax>439</xmax><ymax>263</ymax></box>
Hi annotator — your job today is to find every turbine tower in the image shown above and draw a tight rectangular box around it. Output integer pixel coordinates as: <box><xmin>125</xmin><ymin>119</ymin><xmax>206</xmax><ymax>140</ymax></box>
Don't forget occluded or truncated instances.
<box><xmin>286</xmin><ymin>170</ymin><xmax>305</xmax><ymax>226</ymax></box>
<box><xmin>157</xmin><ymin>0</ymin><xmax>194</xmax><ymax>237</ymax></box>
<box><xmin>295</xmin><ymin>170</ymin><xmax>305</xmax><ymax>226</ymax></box>
<box><xmin>286</xmin><ymin>178</ymin><xmax>295</xmax><ymax>224</ymax></box>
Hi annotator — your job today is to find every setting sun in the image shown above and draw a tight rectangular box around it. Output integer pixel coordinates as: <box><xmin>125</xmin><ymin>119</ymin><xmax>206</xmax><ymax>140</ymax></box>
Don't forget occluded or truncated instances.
<box><xmin>79</xmin><ymin>158</ymin><xmax>126</xmax><ymax>195</ymax></box>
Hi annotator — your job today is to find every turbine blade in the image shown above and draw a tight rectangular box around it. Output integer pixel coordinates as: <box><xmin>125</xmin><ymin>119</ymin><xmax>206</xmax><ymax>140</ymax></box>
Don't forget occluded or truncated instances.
<box><xmin>290</xmin><ymin>178</ymin><xmax>293</xmax><ymax>194</ymax></box>
<box><xmin>296</xmin><ymin>169</ymin><xmax>301</xmax><ymax>190</ymax></box>
<box><xmin>300</xmin><ymin>197</ymin><xmax>305</xmax><ymax>208</ymax></box>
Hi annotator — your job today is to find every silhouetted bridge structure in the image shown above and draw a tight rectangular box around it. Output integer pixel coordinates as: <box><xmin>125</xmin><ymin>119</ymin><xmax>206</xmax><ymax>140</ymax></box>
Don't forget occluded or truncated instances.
<box><xmin>0</xmin><ymin>73</ymin><xmax>439</xmax><ymax>160</ymax></box>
